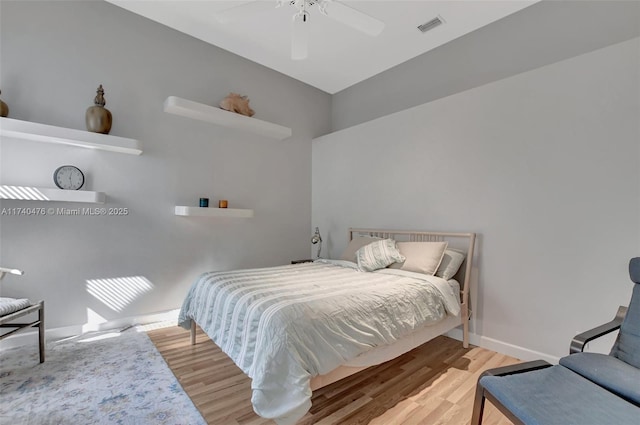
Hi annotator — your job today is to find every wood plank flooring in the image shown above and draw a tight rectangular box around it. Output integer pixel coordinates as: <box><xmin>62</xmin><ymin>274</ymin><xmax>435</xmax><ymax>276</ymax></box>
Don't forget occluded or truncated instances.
<box><xmin>147</xmin><ymin>325</ymin><xmax>518</xmax><ymax>425</ymax></box>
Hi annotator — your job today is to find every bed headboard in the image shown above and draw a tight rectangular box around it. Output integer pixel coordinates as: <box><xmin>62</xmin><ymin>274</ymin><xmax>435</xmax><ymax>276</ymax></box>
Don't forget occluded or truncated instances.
<box><xmin>348</xmin><ymin>228</ymin><xmax>476</xmax><ymax>346</ymax></box>
<box><xmin>348</xmin><ymin>228</ymin><xmax>476</xmax><ymax>284</ymax></box>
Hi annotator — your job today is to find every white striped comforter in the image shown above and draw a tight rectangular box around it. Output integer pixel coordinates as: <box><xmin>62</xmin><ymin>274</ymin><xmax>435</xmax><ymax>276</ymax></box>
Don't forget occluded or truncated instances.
<box><xmin>178</xmin><ymin>259</ymin><xmax>460</xmax><ymax>425</ymax></box>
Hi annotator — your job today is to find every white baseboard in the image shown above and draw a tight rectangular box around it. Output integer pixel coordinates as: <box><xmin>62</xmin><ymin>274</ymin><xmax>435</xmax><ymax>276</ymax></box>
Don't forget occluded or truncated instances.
<box><xmin>0</xmin><ymin>309</ymin><xmax>181</xmax><ymax>351</ymax></box>
<box><xmin>446</xmin><ymin>328</ymin><xmax>560</xmax><ymax>364</ymax></box>
<box><xmin>3</xmin><ymin>310</ymin><xmax>560</xmax><ymax>365</ymax></box>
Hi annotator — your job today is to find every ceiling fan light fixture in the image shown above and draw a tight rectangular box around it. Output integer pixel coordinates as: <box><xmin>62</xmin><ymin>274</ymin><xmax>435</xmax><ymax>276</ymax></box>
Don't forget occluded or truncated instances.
<box><xmin>215</xmin><ymin>0</ymin><xmax>384</xmax><ymax>61</ymax></box>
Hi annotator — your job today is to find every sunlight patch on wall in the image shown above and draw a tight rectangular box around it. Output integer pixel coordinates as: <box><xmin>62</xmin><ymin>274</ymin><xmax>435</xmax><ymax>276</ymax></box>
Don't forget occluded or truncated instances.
<box><xmin>81</xmin><ymin>307</ymin><xmax>108</xmax><ymax>334</ymax></box>
<box><xmin>0</xmin><ymin>185</ymin><xmax>49</xmax><ymax>200</ymax></box>
<box><xmin>86</xmin><ymin>276</ymin><xmax>154</xmax><ymax>312</ymax></box>
<box><xmin>86</xmin><ymin>307</ymin><xmax>107</xmax><ymax>325</ymax></box>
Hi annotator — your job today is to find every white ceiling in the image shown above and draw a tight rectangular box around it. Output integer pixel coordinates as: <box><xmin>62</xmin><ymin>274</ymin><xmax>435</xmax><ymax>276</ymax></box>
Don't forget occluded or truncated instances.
<box><xmin>106</xmin><ymin>0</ymin><xmax>539</xmax><ymax>94</ymax></box>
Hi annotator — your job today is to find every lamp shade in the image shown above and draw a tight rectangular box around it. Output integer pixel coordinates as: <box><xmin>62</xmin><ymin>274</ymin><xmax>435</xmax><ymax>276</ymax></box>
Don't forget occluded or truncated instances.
<box><xmin>0</xmin><ymin>267</ymin><xmax>24</xmax><ymax>280</ymax></box>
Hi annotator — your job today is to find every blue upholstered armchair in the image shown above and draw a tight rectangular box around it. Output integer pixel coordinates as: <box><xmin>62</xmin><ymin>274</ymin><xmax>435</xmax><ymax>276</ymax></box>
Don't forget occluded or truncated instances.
<box><xmin>471</xmin><ymin>258</ymin><xmax>640</xmax><ymax>425</ymax></box>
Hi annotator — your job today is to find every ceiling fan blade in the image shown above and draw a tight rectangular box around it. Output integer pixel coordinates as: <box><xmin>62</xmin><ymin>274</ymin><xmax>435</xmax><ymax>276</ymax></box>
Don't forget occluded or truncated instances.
<box><xmin>326</xmin><ymin>1</ymin><xmax>384</xmax><ymax>36</ymax></box>
<box><xmin>291</xmin><ymin>13</ymin><xmax>309</xmax><ymax>60</ymax></box>
<box><xmin>215</xmin><ymin>1</ymin><xmax>276</xmax><ymax>24</ymax></box>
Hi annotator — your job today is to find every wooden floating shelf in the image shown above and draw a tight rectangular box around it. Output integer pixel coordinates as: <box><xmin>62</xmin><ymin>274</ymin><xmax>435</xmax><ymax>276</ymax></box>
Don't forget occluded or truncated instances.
<box><xmin>0</xmin><ymin>185</ymin><xmax>106</xmax><ymax>204</ymax></box>
<box><xmin>163</xmin><ymin>96</ymin><xmax>292</xmax><ymax>141</ymax></box>
<box><xmin>174</xmin><ymin>206</ymin><xmax>254</xmax><ymax>218</ymax></box>
<box><xmin>0</xmin><ymin>117</ymin><xmax>142</xmax><ymax>155</ymax></box>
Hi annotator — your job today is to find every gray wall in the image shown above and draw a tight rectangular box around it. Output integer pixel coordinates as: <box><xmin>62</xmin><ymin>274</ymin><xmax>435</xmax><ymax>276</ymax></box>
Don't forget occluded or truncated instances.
<box><xmin>313</xmin><ymin>37</ymin><xmax>640</xmax><ymax>360</ymax></box>
<box><xmin>0</xmin><ymin>0</ymin><xmax>331</xmax><ymax>329</ymax></box>
<box><xmin>332</xmin><ymin>0</ymin><xmax>640</xmax><ymax>132</ymax></box>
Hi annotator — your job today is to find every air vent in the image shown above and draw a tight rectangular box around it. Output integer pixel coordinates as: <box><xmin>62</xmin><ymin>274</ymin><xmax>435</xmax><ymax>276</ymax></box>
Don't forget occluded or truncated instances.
<box><xmin>417</xmin><ymin>16</ymin><xmax>444</xmax><ymax>33</ymax></box>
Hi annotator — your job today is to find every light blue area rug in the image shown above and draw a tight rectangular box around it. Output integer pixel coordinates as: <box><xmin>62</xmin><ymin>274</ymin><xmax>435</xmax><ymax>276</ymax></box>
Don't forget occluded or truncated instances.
<box><xmin>0</xmin><ymin>328</ymin><xmax>206</xmax><ymax>425</ymax></box>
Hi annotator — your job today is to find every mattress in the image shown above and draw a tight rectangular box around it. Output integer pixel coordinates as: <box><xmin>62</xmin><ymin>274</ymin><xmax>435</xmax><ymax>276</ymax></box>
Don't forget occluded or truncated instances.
<box><xmin>178</xmin><ymin>259</ymin><xmax>460</xmax><ymax>425</ymax></box>
<box><xmin>343</xmin><ymin>279</ymin><xmax>461</xmax><ymax>368</ymax></box>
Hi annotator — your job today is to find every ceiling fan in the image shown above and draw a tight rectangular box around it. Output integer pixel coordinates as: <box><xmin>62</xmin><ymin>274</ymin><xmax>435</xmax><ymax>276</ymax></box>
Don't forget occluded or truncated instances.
<box><xmin>215</xmin><ymin>0</ymin><xmax>385</xmax><ymax>60</ymax></box>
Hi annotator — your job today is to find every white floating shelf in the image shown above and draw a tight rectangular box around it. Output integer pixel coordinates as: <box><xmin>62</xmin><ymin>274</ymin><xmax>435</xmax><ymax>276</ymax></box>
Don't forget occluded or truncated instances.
<box><xmin>163</xmin><ymin>96</ymin><xmax>292</xmax><ymax>141</ymax></box>
<box><xmin>174</xmin><ymin>206</ymin><xmax>254</xmax><ymax>218</ymax></box>
<box><xmin>0</xmin><ymin>117</ymin><xmax>142</xmax><ymax>155</ymax></box>
<box><xmin>0</xmin><ymin>185</ymin><xmax>105</xmax><ymax>204</ymax></box>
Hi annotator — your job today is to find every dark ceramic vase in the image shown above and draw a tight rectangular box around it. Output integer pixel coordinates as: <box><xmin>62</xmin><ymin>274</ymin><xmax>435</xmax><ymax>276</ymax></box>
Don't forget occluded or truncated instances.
<box><xmin>0</xmin><ymin>89</ymin><xmax>8</xmax><ymax>118</ymax></box>
<box><xmin>86</xmin><ymin>84</ymin><xmax>112</xmax><ymax>134</ymax></box>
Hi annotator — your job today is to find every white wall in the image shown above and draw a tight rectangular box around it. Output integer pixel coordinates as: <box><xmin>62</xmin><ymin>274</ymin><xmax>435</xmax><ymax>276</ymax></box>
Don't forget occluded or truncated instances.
<box><xmin>313</xmin><ymin>38</ymin><xmax>640</xmax><ymax>360</ymax></box>
<box><xmin>332</xmin><ymin>0</ymin><xmax>640</xmax><ymax>132</ymax></box>
<box><xmin>0</xmin><ymin>1</ymin><xmax>331</xmax><ymax>330</ymax></box>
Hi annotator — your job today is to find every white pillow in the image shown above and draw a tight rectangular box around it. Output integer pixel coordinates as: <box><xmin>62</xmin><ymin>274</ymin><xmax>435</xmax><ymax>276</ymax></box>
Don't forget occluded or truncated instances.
<box><xmin>389</xmin><ymin>241</ymin><xmax>448</xmax><ymax>275</ymax></box>
<box><xmin>356</xmin><ymin>239</ymin><xmax>405</xmax><ymax>272</ymax></box>
<box><xmin>436</xmin><ymin>249</ymin><xmax>466</xmax><ymax>280</ymax></box>
<box><xmin>340</xmin><ymin>236</ymin><xmax>382</xmax><ymax>263</ymax></box>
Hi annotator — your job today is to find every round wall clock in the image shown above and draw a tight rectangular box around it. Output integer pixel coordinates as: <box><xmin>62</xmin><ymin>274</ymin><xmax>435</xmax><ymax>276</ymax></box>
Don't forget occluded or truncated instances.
<box><xmin>53</xmin><ymin>165</ymin><xmax>85</xmax><ymax>190</ymax></box>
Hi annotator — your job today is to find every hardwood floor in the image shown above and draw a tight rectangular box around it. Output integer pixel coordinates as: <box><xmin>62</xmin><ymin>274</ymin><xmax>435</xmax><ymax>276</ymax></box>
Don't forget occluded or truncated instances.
<box><xmin>147</xmin><ymin>325</ymin><xmax>518</xmax><ymax>425</ymax></box>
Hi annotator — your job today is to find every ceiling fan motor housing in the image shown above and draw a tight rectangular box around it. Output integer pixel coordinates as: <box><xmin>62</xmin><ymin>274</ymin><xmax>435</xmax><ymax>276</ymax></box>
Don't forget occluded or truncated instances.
<box><xmin>288</xmin><ymin>0</ymin><xmax>331</xmax><ymax>16</ymax></box>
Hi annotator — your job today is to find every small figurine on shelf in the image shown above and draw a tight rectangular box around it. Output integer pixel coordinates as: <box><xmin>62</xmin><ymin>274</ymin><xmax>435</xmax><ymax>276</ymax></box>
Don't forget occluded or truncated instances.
<box><xmin>86</xmin><ymin>84</ymin><xmax>112</xmax><ymax>134</ymax></box>
<box><xmin>0</xmin><ymin>89</ymin><xmax>8</xmax><ymax>117</ymax></box>
<box><xmin>219</xmin><ymin>93</ymin><xmax>255</xmax><ymax>117</ymax></box>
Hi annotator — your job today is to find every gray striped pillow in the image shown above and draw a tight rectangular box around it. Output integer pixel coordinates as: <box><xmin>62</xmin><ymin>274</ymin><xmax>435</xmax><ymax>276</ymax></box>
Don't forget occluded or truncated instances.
<box><xmin>356</xmin><ymin>239</ymin><xmax>405</xmax><ymax>272</ymax></box>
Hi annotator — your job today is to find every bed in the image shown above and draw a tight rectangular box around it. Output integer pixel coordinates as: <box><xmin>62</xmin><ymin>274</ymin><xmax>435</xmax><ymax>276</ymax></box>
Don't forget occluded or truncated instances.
<box><xmin>178</xmin><ymin>228</ymin><xmax>476</xmax><ymax>424</ymax></box>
